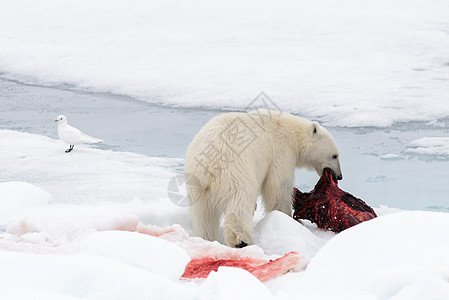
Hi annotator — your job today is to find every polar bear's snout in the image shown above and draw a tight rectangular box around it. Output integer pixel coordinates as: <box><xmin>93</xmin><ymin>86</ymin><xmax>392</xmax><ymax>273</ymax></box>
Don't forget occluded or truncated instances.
<box><xmin>325</xmin><ymin>167</ymin><xmax>343</xmax><ymax>181</ymax></box>
<box><xmin>332</xmin><ymin>160</ymin><xmax>343</xmax><ymax>180</ymax></box>
<box><xmin>336</xmin><ymin>172</ymin><xmax>343</xmax><ymax>180</ymax></box>
<box><xmin>329</xmin><ymin>161</ymin><xmax>343</xmax><ymax>180</ymax></box>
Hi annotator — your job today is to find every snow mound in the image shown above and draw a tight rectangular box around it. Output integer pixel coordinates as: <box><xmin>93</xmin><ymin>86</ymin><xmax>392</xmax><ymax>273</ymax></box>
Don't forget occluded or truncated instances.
<box><xmin>291</xmin><ymin>211</ymin><xmax>449</xmax><ymax>299</ymax></box>
<box><xmin>0</xmin><ymin>251</ymin><xmax>196</xmax><ymax>300</ymax></box>
<box><xmin>199</xmin><ymin>267</ymin><xmax>272</xmax><ymax>300</ymax></box>
<box><xmin>253</xmin><ymin>211</ymin><xmax>331</xmax><ymax>259</ymax></box>
<box><xmin>81</xmin><ymin>230</ymin><xmax>190</xmax><ymax>280</ymax></box>
<box><xmin>0</xmin><ymin>182</ymin><xmax>52</xmax><ymax>212</ymax></box>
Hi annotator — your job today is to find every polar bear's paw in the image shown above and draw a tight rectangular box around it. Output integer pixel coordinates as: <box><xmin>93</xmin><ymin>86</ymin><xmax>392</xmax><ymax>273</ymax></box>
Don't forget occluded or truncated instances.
<box><xmin>236</xmin><ymin>241</ymin><xmax>248</xmax><ymax>248</ymax></box>
<box><xmin>223</xmin><ymin>221</ymin><xmax>252</xmax><ymax>248</ymax></box>
<box><xmin>228</xmin><ymin>232</ymin><xmax>249</xmax><ymax>248</ymax></box>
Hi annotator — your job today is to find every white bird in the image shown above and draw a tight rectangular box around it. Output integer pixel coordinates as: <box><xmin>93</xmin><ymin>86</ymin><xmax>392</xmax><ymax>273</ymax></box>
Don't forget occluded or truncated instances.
<box><xmin>54</xmin><ymin>115</ymin><xmax>103</xmax><ymax>153</ymax></box>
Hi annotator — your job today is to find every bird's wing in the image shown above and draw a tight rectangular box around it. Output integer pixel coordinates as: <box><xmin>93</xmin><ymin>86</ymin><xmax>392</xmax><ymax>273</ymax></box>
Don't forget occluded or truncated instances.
<box><xmin>59</xmin><ymin>125</ymin><xmax>102</xmax><ymax>144</ymax></box>
<box><xmin>79</xmin><ymin>131</ymin><xmax>103</xmax><ymax>144</ymax></box>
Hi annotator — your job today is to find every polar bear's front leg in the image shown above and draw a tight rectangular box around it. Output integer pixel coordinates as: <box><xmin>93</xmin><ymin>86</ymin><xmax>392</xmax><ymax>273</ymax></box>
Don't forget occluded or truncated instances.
<box><xmin>223</xmin><ymin>211</ymin><xmax>253</xmax><ymax>248</ymax></box>
<box><xmin>261</xmin><ymin>172</ymin><xmax>295</xmax><ymax>216</ymax></box>
<box><xmin>223</xmin><ymin>193</ymin><xmax>257</xmax><ymax>248</ymax></box>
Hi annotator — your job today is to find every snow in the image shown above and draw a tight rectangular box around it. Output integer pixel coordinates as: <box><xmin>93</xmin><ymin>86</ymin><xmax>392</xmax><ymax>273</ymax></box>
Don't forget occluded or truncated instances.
<box><xmin>1</xmin><ymin>129</ymin><xmax>449</xmax><ymax>298</ymax></box>
<box><xmin>253</xmin><ymin>211</ymin><xmax>332</xmax><ymax>259</ymax></box>
<box><xmin>0</xmin><ymin>251</ymin><xmax>196</xmax><ymax>300</ymax></box>
<box><xmin>1</xmin><ymin>0</ymin><xmax>449</xmax><ymax>127</ymax></box>
<box><xmin>391</xmin><ymin>275</ymin><xmax>449</xmax><ymax>300</ymax></box>
<box><xmin>199</xmin><ymin>267</ymin><xmax>272</xmax><ymax>300</ymax></box>
<box><xmin>80</xmin><ymin>231</ymin><xmax>191</xmax><ymax>280</ymax></box>
<box><xmin>0</xmin><ymin>288</ymin><xmax>84</xmax><ymax>300</ymax></box>
<box><xmin>0</xmin><ymin>182</ymin><xmax>52</xmax><ymax>213</ymax></box>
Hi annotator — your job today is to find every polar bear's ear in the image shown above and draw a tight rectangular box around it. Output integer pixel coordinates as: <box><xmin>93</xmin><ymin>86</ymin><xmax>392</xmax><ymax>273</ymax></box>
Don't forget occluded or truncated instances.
<box><xmin>310</xmin><ymin>121</ymin><xmax>320</xmax><ymax>138</ymax></box>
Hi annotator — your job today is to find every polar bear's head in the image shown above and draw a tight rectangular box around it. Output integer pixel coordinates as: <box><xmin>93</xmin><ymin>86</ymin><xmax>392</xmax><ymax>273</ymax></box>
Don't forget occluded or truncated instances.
<box><xmin>306</xmin><ymin>122</ymin><xmax>343</xmax><ymax>180</ymax></box>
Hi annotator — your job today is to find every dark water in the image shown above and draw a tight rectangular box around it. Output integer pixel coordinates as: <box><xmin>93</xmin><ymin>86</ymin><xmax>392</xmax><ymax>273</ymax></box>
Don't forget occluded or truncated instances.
<box><xmin>1</xmin><ymin>77</ymin><xmax>449</xmax><ymax>211</ymax></box>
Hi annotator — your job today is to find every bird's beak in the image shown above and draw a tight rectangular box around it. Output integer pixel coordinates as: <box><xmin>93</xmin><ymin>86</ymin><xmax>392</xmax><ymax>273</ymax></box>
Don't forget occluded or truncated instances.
<box><xmin>54</xmin><ymin>119</ymin><xmax>58</xmax><ymax>122</ymax></box>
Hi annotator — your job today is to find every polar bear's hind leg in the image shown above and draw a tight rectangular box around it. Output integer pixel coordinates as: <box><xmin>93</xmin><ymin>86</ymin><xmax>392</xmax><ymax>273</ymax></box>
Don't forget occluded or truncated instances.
<box><xmin>190</xmin><ymin>191</ymin><xmax>221</xmax><ymax>242</ymax></box>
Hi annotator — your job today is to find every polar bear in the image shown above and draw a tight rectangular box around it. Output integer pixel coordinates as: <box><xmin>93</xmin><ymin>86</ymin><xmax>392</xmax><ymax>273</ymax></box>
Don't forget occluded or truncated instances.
<box><xmin>185</xmin><ymin>109</ymin><xmax>342</xmax><ymax>248</ymax></box>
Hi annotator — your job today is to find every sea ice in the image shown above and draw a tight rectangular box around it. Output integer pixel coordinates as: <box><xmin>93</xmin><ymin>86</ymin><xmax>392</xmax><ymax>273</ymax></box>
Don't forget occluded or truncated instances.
<box><xmin>0</xmin><ymin>0</ymin><xmax>448</xmax><ymax>127</ymax></box>
<box><xmin>407</xmin><ymin>137</ymin><xmax>449</xmax><ymax>158</ymax></box>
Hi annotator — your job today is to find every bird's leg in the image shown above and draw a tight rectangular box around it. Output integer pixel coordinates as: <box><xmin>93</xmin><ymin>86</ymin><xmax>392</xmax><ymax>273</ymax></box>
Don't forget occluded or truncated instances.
<box><xmin>65</xmin><ymin>145</ymin><xmax>74</xmax><ymax>153</ymax></box>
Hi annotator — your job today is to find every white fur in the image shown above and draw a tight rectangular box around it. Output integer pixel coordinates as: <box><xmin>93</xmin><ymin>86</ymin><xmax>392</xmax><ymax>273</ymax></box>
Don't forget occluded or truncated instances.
<box><xmin>185</xmin><ymin>109</ymin><xmax>342</xmax><ymax>247</ymax></box>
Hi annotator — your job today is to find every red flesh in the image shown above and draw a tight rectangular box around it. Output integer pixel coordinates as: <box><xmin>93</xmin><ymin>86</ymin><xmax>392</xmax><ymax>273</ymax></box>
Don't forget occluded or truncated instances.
<box><xmin>181</xmin><ymin>251</ymin><xmax>301</xmax><ymax>282</ymax></box>
<box><xmin>293</xmin><ymin>168</ymin><xmax>377</xmax><ymax>233</ymax></box>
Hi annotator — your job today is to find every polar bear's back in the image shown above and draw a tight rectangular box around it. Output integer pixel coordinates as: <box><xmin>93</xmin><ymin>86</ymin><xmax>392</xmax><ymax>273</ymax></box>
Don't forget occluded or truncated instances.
<box><xmin>184</xmin><ymin>110</ymin><xmax>310</xmax><ymax>190</ymax></box>
<box><xmin>185</xmin><ymin>112</ymin><xmax>266</xmax><ymax>183</ymax></box>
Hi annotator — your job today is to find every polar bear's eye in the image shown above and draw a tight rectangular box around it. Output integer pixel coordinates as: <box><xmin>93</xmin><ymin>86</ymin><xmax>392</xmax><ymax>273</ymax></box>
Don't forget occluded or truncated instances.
<box><xmin>332</xmin><ymin>154</ymin><xmax>338</xmax><ymax>159</ymax></box>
